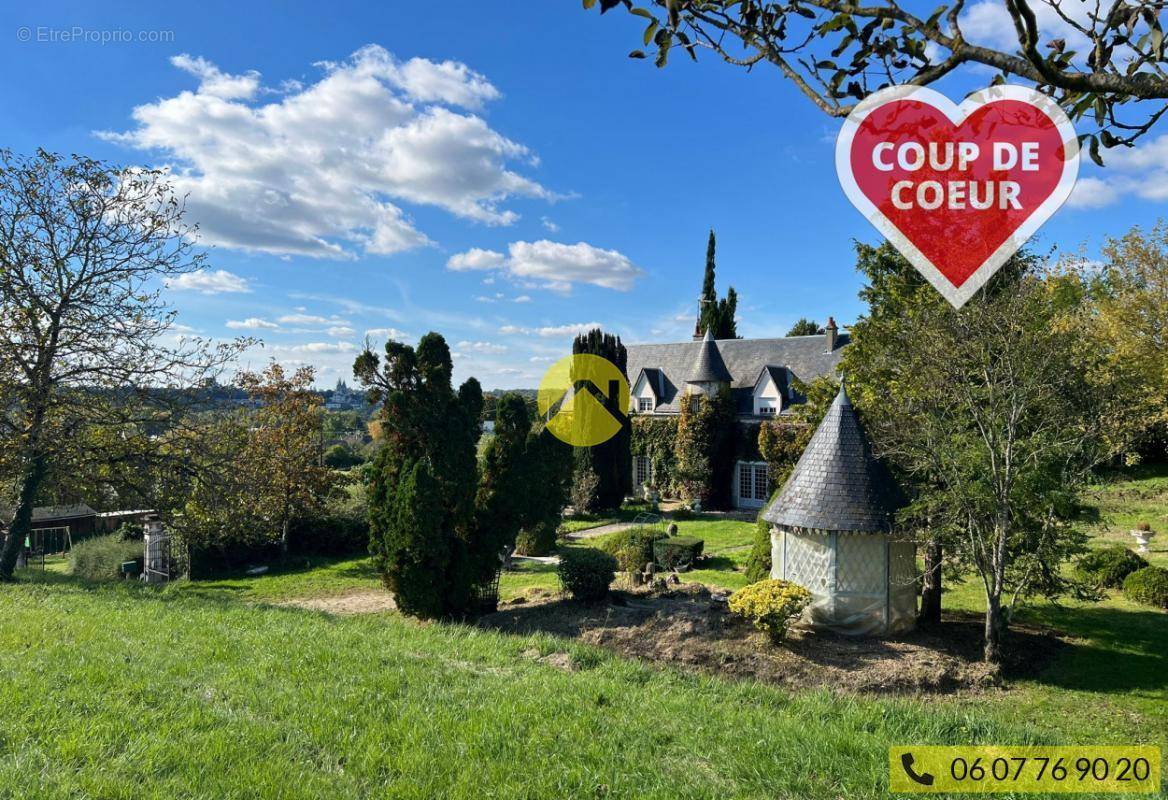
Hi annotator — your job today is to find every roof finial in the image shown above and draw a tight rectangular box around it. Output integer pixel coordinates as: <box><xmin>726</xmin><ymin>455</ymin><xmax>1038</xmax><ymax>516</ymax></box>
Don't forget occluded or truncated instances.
<box><xmin>836</xmin><ymin>375</ymin><xmax>851</xmax><ymax>407</ymax></box>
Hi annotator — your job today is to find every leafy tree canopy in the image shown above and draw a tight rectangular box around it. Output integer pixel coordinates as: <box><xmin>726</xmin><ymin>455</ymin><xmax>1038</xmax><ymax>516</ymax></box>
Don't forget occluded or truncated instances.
<box><xmin>585</xmin><ymin>0</ymin><xmax>1168</xmax><ymax>160</ymax></box>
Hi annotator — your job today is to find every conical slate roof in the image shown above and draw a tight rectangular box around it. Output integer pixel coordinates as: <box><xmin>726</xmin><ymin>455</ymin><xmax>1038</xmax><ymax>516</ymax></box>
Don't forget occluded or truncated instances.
<box><xmin>688</xmin><ymin>329</ymin><xmax>732</xmax><ymax>383</ymax></box>
<box><xmin>763</xmin><ymin>384</ymin><xmax>903</xmax><ymax>532</ymax></box>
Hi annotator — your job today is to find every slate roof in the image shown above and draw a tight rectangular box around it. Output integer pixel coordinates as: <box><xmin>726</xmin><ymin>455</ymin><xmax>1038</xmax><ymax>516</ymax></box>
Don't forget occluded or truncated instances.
<box><xmin>625</xmin><ymin>332</ymin><xmax>849</xmax><ymax>414</ymax></box>
<box><xmin>762</xmin><ymin>384</ymin><xmax>903</xmax><ymax>532</ymax></box>
<box><xmin>689</xmin><ymin>329</ymin><xmax>733</xmax><ymax>383</ymax></box>
<box><xmin>756</xmin><ymin>365</ymin><xmax>790</xmax><ymax>399</ymax></box>
<box><xmin>632</xmin><ymin>367</ymin><xmax>665</xmax><ymax>400</ymax></box>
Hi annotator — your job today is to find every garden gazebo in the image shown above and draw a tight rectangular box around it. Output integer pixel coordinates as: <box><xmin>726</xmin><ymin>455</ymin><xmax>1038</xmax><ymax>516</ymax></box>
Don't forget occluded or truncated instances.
<box><xmin>762</xmin><ymin>384</ymin><xmax>915</xmax><ymax>636</ymax></box>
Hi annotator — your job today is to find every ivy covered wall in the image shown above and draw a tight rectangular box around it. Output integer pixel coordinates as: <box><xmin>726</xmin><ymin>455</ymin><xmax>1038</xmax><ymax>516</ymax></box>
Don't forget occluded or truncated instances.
<box><xmin>631</xmin><ymin>416</ymin><xmax>680</xmax><ymax>494</ymax></box>
<box><xmin>632</xmin><ymin>409</ymin><xmax>763</xmax><ymax>508</ymax></box>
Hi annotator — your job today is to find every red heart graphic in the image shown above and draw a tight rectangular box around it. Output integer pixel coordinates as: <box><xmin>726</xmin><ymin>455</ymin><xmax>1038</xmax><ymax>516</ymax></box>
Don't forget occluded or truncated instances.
<box><xmin>836</xmin><ymin>86</ymin><xmax>1079</xmax><ymax>307</ymax></box>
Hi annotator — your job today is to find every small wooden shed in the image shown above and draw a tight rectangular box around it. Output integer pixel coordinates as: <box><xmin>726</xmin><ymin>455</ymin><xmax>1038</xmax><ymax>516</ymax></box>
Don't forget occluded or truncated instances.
<box><xmin>762</xmin><ymin>384</ymin><xmax>915</xmax><ymax>636</ymax></box>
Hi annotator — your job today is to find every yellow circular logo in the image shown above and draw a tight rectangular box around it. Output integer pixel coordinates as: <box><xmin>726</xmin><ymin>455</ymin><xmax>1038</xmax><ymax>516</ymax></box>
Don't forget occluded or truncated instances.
<box><xmin>537</xmin><ymin>354</ymin><xmax>630</xmax><ymax>447</ymax></box>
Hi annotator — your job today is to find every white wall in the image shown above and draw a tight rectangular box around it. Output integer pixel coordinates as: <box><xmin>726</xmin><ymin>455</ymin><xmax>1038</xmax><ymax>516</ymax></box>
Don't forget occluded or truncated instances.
<box><xmin>753</xmin><ymin>373</ymin><xmax>781</xmax><ymax>416</ymax></box>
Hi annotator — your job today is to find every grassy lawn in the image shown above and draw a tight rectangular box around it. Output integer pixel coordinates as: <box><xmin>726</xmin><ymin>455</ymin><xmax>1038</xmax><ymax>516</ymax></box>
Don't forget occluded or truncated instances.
<box><xmin>165</xmin><ymin>555</ymin><xmax>383</xmax><ymax>604</ymax></box>
<box><xmin>556</xmin><ymin>501</ymin><xmax>660</xmax><ymax>535</ymax></box>
<box><xmin>1083</xmin><ymin>465</ymin><xmax>1168</xmax><ymax>568</ymax></box>
<box><xmin>0</xmin><ymin>575</ymin><xmax>1062</xmax><ymax>800</ymax></box>
<box><xmin>1</xmin><ymin>474</ymin><xmax>1165</xmax><ymax>798</ymax></box>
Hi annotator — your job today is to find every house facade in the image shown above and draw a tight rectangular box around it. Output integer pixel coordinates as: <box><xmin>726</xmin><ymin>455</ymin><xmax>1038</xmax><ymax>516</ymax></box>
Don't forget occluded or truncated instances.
<box><xmin>625</xmin><ymin>319</ymin><xmax>848</xmax><ymax>509</ymax></box>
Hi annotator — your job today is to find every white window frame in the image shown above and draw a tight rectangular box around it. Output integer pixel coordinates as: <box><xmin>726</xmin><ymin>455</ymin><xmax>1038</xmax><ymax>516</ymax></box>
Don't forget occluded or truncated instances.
<box><xmin>735</xmin><ymin>461</ymin><xmax>770</xmax><ymax>508</ymax></box>
<box><xmin>634</xmin><ymin>456</ymin><xmax>652</xmax><ymax>487</ymax></box>
<box><xmin>638</xmin><ymin>396</ymin><xmax>653</xmax><ymax>413</ymax></box>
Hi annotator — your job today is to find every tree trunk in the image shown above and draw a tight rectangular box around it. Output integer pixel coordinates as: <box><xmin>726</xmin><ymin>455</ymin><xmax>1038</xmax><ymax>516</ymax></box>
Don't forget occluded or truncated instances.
<box><xmin>0</xmin><ymin>453</ymin><xmax>48</xmax><ymax>580</ymax></box>
<box><xmin>919</xmin><ymin>540</ymin><xmax>942</xmax><ymax>626</ymax></box>
<box><xmin>983</xmin><ymin>590</ymin><xmax>1006</xmax><ymax>663</ymax></box>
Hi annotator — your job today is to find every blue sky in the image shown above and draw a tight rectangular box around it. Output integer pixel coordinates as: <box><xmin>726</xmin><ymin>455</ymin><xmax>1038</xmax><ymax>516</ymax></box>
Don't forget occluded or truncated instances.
<box><xmin>2</xmin><ymin>1</ymin><xmax>1165</xmax><ymax>388</ymax></box>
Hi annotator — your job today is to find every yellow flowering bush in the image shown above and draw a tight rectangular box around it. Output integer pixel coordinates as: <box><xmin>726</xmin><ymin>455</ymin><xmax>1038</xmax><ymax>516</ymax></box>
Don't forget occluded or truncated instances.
<box><xmin>728</xmin><ymin>579</ymin><xmax>812</xmax><ymax>643</ymax></box>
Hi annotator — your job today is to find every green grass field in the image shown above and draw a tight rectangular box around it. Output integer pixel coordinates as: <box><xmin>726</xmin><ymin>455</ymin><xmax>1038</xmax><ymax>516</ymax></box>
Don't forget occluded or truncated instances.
<box><xmin>2</xmin><ymin>471</ymin><xmax>1165</xmax><ymax>798</ymax></box>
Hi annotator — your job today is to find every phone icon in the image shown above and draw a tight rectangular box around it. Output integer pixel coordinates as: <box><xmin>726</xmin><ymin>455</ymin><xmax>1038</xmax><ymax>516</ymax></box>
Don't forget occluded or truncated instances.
<box><xmin>901</xmin><ymin>753</ymin><xmax>935</xmax><ymax>786</ymax></box>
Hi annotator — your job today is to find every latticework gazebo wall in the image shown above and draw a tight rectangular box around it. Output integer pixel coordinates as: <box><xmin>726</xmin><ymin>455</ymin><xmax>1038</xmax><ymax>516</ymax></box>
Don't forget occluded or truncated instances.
<box><xmin>771</xmin><ymin>526</ymin><xmax>916</xmax><ymax>636</ymax></box>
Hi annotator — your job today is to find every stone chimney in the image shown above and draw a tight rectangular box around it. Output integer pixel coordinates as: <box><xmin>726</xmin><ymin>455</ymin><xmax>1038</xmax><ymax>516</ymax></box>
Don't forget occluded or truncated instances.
<box><xmin>825</xmin><ymin>316</ymin><xmax>838</xmax><ymax>352</ymax></box>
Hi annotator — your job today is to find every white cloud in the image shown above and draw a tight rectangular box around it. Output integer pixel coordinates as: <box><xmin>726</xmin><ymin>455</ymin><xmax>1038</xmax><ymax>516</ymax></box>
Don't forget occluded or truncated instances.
<box><xmin>328</xmin><ymin>325</ymin><xmax>356</xmax><ymax>337</ymax></box>
<box><xmin>540</xmin><ymin>216</ymin><xmax>560</xmax><ymax>233</ymax></box>
<box><xmin>171</xmin><ymin>54</ymin><xmax>261</xmax><ymax>100</ymax></box>
<box><xmin>456</xmin><ymin>340</ymin><xmax>507</xmax><ymax>353</ymax></box>
<box><xmin>227</xmin><ymin>317</ymin><xmax>279</xmax><ymax>330</ymax></box>
<box><xmin>364</xmin><ymin>327</ymin><xmax>411</xmax><ymax>341</ymax></box>
<box><xmin>99</xmin><ymin>45</ymin><xmax>554</xmax><ymax>258</ymax></box>
<box><xmin>513</xmin><ymin>295</ymin><xmax>532</xmax><ymax>303</ymax></box>
<box><xmin>1065</xmin><ymin>135</ymin><xmax>1168</xmax><ymax>209</ymax></box>
<box><xmin>960</xmin><ymin>1</ymin><xmax>1092</xmax><ymax>52</ymax></box>
<box><xmin>448</xmin><ymin>247</ymin><xmax>505</xmax><ymax>271</ymax></box>
<box><xmin>446</xmin><ymin>240</ymin><xmax>641</xmax><ymax>292</ymax></box>
<box><xmin>289</xmin><ymin>342</ymin><xmax>358</xmax><ymax>354</ymax></box>
<box><xmin>1067</xmin><ymin>177</ymin><xmax>1121</xmax><ymax>209</ymax></box>
<box><xmin>168</xmin><ymin>269</ymin><xmax>251</xmax><ymax>294</ymax></box>
<box><xmin>278</xmin><ymin>313</ymin><xmax>333</xmax><ymax>325</ymax></box>
<box><xmin>499</xmin><ymin>321</ymin><xmax>605</xmax><ymax>338</ymax></box>
<box><xmin>391</xmin><ymin>57</ymin><xmax>500</xmax><ymax>108</ymax></box>
<box><xmin>507</xmin><ymin>241</ymin><xmax>640</xmax><ymax>292</ymax></box>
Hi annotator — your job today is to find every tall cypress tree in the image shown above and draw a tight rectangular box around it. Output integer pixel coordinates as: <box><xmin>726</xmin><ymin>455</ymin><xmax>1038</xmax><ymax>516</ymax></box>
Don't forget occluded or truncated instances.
<box><xmin>473</xmin><ymin>393</ymin><xmax>531</xmax><ymax>575</ymax></box>
<box><xmin>571</xmin><ymin>328</ymin><xmax>631</xmax><ymax>510</ymax></box>
<box><xmin>698</xmin><ymin>230</ymin><xmax>738</xmax><ymax>339</ymax></box>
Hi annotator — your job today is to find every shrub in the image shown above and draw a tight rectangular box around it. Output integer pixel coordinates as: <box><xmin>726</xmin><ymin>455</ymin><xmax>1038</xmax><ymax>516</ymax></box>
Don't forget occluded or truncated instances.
<box><xmin>652</xmin><ymin>536</ymin><xmax>704</xmax><ymax>569</ymax></box>
<box><xmin>601</xmin><ymin>526</ymin><xmax>668</xmax><ymax>573</ymax></box>
<box><xmin>671</xmin><ymin>507</ymin><xmax>695</xmax><ymax>521</ymax></box>
<box><xmin>1074</xmin><ymin>545</ymin><xmax>1148</xmax><ymax>589</ymax></box>
<box><xmin>569</xmin><ymin>465</ymin><xmax>601</xmax><ymax>514</ymax></box>
<box><xmin>69</xmin><ymin>534</ymin><xmax>143</xmax><ymax>582</ymax></box>
<box><xmin>728</xmin><ymin>579</ymin><xmax>812</xmax><ymax>643</ymax></box>
<box><xmin>287</xmin><ymin>514</ymin><xmax>368</xmax><ymax>557</ymax></box>
<box><xmin>557</xmin><ymin>547</ymin><xmax>617</xmax><ymax>602</ymax></box>
<box><xmin>515</xmin><ymin>522</ymin><xmax>557</xmax><ymax>557</ymax></box>
<box><xmin>745</xmin><ymin>518</ymin><xmax>773</xmax><ymax>582</ymax></box>
<box><xmin>323</xmin><ymin>443</ymin><xmax>364</xmax><ymax>470</ymax></box>
<box><xmin>1123</xmin><ymin>566</ymin><xmax>1168</xmax><ymax>608</ymax></box>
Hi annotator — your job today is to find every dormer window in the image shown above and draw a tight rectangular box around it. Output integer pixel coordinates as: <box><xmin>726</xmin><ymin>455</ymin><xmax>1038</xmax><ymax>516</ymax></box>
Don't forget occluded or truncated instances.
<box><xmin>638</xmin><ymin>397</ymin><xmax>653</xmax><ymax>413</ymax></box>
<box><xmin>758</xmin><ymin>405</ymin><xmax>776</xmax><ymax>416</ymax></box>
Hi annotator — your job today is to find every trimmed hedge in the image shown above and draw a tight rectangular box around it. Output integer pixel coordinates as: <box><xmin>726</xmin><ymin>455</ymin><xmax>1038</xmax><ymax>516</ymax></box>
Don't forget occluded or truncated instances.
<box><xmin>557</xmin><ymin>548</ymin><xmax>617</xmax><ymax>602</ymax></box>
<box><xmin>287</xmin><ymin>513</ymin><xmax>369</xmax><ymax>557</ymax></box>
<box><xmin>1123</xmin><ymin>566</ymin><xmax>1168</xmax><ymax>609</ymax></box>
<box><xmin>70</xmin><ymin>534</ymin><xmax>143</xmax><ymax>582</ymax></box>
<box><xmin>1074</xmin><ymin>545</ymin><xmax>1148</xmax><ymax>589</ymax></box>
<box><xmin>652</xmin><ymin>536</ymin><xmax>704</xmax><ymax>569</ymax></box>
<box><xmin>601</xmin><ymin>526</ymin><xmax>668</xmax><ymax>573</ymax></box>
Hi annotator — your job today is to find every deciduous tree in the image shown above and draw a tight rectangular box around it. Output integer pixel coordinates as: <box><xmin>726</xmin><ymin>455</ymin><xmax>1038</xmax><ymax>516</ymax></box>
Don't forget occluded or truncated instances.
<box><xmin>237</xmin><ymin>363</ymin><xmax>336</xmax><ymax>556</ymax></box>
<box><xmin>0</xmin><ymin>150</ymin><xmax>244</xmax><ymax>580</ymax></box>
<box><xmin>785</xmin><ymin>318</ymin><xmax>825</xmax><ymax>337</ymax></box>
<box><xmin>845</xmin><ymin>245</ymin><xmax>1112</xmax><ymax>661</ymax></box>
<box><xmin>586</xmin><ymin>0</ymin><xmax>1168</xmax><ymax>158</ymax></box>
